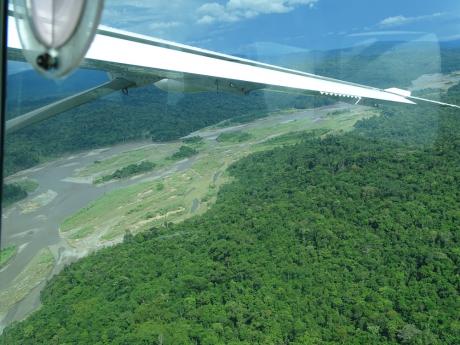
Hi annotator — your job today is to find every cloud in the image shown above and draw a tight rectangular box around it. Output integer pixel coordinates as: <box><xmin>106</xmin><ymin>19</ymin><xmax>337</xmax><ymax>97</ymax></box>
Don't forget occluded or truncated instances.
<box><xmin>379</xmin><ymin>15</ymin><xmax>411</xmax><ymax>27</ymax></box>
<box><xmin>102</xmin><ymin>0</ymin><xmax>200</xmax><ymax>34</ymax></box>
<box><xmin>236</xmin><ymin>41</ymin><xmax>310</xmax><ymax>56</ymax></box>
<box><xmin>149</xmin><ymin>21</ymin><xmax>182</xmax><ymax>30</ymax></box>
<box><xmin>379</xmin><ymin>12</ymin><xmax>444</xmax><ymax>28</ymax></box>
<box><xmin>197</xmin><ymin>0</ymin><xmax>318</xmax><ymax>24</ymax></box>
<box><xmin>441</xmin><ymin>33</ymin><xmax>460</xmax><ymax>42</ymax></box>
<box><xmin>348</xmin><ymin>30</ymin><xmax>424</xmax><ymax>38</ymax></box>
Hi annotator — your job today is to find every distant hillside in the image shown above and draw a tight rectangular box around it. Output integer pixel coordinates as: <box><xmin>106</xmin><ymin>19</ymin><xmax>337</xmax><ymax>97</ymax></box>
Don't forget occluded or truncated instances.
<box><xmin>440</xmin><ymin>39</ymin><xmax>460</xmax><ymax>49</ymax></box>
<box><xmin>246</xmin><ymin>41</ymin><xmax>460</xmax><ymax>88</ymax></box>
<box><xmin>6</xmin><ymin>68</ymin><xmax>108</xmax><ymax>116</ymax></box>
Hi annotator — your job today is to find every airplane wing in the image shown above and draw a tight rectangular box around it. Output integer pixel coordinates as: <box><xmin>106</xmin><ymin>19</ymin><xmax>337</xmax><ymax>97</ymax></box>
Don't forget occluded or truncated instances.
<box><xmin>6</xmin><ymin>14</ymin><xmax>457</xmax><ymax>133</ymax></box>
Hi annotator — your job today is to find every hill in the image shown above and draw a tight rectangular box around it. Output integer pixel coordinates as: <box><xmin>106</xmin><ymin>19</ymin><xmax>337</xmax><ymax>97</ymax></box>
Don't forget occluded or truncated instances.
<box><xmin>6</xmin><ymin>68</ymin><xmax>108</xmax><ymax>116</ymax></box>
<box><xmin>261</xmin><ymin>41</ymin><xmax>460</xmax><ymax>88</ymax></box>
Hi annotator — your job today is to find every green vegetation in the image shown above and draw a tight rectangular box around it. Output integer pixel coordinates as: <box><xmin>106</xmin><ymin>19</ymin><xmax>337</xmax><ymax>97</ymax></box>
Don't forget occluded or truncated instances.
<box><xmin>77</xmin><ymin>144</ymin><xmax>180</xmax><ymax>179</ymax></box>
<box><xmin>96</xmin><ymin>161</ymin><xmax>156</xmax><ymax>184</ymax></box>
<box><xmin>15</xmin><ymin>179</ymin><xmax>39</xmax><ymax>193</ymax></box>
<box><xmin>57</xmin><ymin>105</ymin><xmax>370</xmax><ymax>247</ymax></box>
<box><xmin>5</xmin><ymin>86</ymin><xmax>335</xmax><ymax>176</ymax></box>
<box><xmin>3</xmin><ymin>179</ymin><xmax>38</xmax><ymax>207</ymax></box>
<box><xmin>0</xmin><ymin>248</ymin><xmax>54</xmax><ymax>318</ymax></box>
<box><xmin>216</xmin><ymin>131</ymin><xmax>252</xmax><ymax>143</ymax></box>
<box><xmin>183</xmin><ymin>136</ymin><xmax>204</xmax><ymax>144</ymax></box>
<box><xmin>170</xmin><ymin>146</ymin><xmax>198</xmax><ymax>160</ymax></box>
<box><xmin>0</xmin><ymin>246</ymin><xmax>17</xmax><ymax>268</ymax></box>
<box><xmin>2</xmin><ymin>82</ymin><xmax>459</xmax><ymax>344</ymax></box>
<box><xmin>3</xmin><ymin>183</ymin><xmax>28</xmax><ymax>207</ymax></box>
<box><xmin>215</xmin><ymin>112</ymin><xmax>270</xmax><ymax>128</ymax></box>
<box><xmin>60</xmin><ymin>151</ymin><xmax>229</xmax><ymax>244</ymax></box>
<box><xmin>328</xmin><ymin>109</ymin><xmax>350</xmax><ymax>117</ymax></box>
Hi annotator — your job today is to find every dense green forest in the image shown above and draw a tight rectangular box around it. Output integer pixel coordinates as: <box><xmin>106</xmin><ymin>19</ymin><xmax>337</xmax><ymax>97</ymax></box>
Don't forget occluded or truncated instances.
<box><xmin>5</xmin><ymin>85</ymin><xmax>334</xmax><ymax>176</ymax></box>
<box><xmin>2</xmin><ymin>83</ymin><xmax>459</xmax><ymax>344</ymax></box>
<box><xmin>3</xmin><ymin>179</ymin><xmax>39</xmax><ymax>207</ymax></box>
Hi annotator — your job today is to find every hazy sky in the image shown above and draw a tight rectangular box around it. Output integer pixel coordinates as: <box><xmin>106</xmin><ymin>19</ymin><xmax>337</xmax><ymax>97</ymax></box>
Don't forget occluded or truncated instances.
<box><xmin>102</xmin><ymin>0</ymin><xmax>460</xmax><ymax>53</ymax></box>
<box><xmin>8</xmin><ymin>0</ymin><xmax>460</xmax><ymax>75</ymax></box>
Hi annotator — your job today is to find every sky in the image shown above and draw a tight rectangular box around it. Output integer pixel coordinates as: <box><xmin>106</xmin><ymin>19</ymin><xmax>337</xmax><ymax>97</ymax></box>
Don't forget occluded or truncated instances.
<box><xmin>102</xmin><ymin>0</ymin><xmax>460</xmax><ymax>54</ymax></box>
<box><xmin>8</xmin><ymin>0</ymin><xmax>460</xmax><ymax>75</ymax></box>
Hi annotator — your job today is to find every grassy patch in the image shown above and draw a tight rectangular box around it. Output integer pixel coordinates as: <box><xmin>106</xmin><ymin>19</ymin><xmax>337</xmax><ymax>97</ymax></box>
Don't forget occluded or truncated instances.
<box><xmin>327</xmin><ymin>109</ymin><xmax>351</xmax><ymax>117</ymax></box>
<box><xmin>256</xmin><ymin>129</ymin><xmax>327</xmax><ymax>149</ymax></box>
<box><xmin>183</xmin><ymin>136</ymin><xmax>204</xmax><ymax>145</ymax></box>
<box><xmin>169</xmin><ymin>146</ymin><xmax>198</xmax><ymax>160</ymax></box>
<box><xmin>68</xmin><ymin>226</ymin><xmax>95</xmax><ymax>240</ymax></box>
<box><xmin>77</xmin><ymin>143</ymin><xmax>181</xmax><ymax>178</ymax></box>
<box><xmin>217</xmin><ymin>131</ymin><xmax>252</xmax><ymax>143</ymax></box>
<box><xmin>3</xmin><ymin>183</ymin><xmax>27</xmax><ymax>207</ymax></box>
<box><xmin>0</xmin><ymin>245</ymin><xmax>17</xmax><ymax>268</ymax></box>
<box><xmin>2</xmin><ymin>178</ymin><xmax>38</xmax><ymax>207</ymax></box>
<box><xmin>0</xmin><ymin>248</ymin><xmax>54</xmax><ymax>317</ymax></box>
<box><xmin>61</xmin><ymin>155</ymin><xmax>230</xmax><ymax>245</ymax></box>
<box><xmin>61</xmin><ymin>182</ymin><xmax>149</xmax><ymax>233</ymax></box>
<box><xmin>96</xmin><ymin>161</ymin><xmax>156</xmax><ymax>184</ymax></box>
<box><xmin>15</xmin><ymin>179</ymin><xmax>39</xmax><ymax>193</ymax></box>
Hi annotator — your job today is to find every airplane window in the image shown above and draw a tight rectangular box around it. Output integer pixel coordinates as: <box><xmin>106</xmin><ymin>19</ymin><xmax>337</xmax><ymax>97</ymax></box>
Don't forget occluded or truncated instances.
<box><xmin>1</xmin><ymin>0</ymin><xmax>459</xmax><ymax>343</ymax></box>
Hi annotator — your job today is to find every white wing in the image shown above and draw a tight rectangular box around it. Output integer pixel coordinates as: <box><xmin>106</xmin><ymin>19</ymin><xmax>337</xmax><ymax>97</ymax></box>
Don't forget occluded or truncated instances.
<box><xmin>8</xmin><ymin>15</ymin><xmax>456</xmax><ymax>133</ymax></box>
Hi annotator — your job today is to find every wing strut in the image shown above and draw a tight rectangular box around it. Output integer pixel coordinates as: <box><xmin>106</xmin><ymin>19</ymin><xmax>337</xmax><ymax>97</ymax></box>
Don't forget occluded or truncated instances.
<box><xmin>6</xmin><ymin>77</ymin><xmax>135</xmax><ymax>134</ymax></box>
